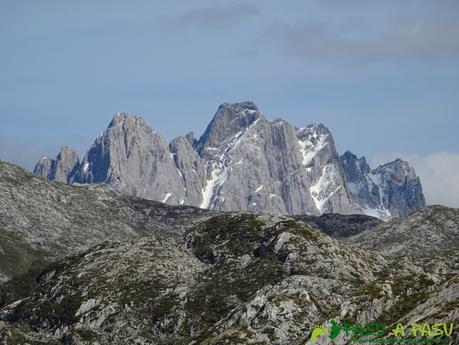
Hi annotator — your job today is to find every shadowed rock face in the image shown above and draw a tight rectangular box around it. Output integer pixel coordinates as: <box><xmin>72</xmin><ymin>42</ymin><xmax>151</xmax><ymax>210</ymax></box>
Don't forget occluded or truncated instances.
<box><xmin>33</xmin><ymin>102</ymin><xmax>425</xmax><ymax>219</ymax></box>
<box><xmin>341</xmin><ymin>151</ymin><xmax>426</xmax><ymax>219</ymax></box>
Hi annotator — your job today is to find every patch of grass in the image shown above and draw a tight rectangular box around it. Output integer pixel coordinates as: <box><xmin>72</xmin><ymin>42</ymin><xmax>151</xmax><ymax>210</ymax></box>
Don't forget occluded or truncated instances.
<box><xmin>12</xmin><ymin>291</ymin><xmax>82</xmax><ymax>328</ymax></box>
<box><xmin>73</xmin><ymin>328</ymin><xmax>101</xmax><ymax>342</ymax></box>
<box><xmin>0</xmin><ymin>232</ymin><xmax>51</xmax><ymax>281</ymax></box>
<box><xmin>187</xmin><ymin>214</ymin><xmax>267</xmax><ymax>261</ymax></box>
<box><xmin>353</xmin><ymin>281</ymin><xmax>385</xmax><ymax>300</ymax></box>
<box><xmin>186</xmin><ymin>251</ymin><xmax>285</xmax><ymax>342</ymax></box>
<box><xmin>381</xmin><ymin>274</ymin><xmax>434</xmax><ymax>326</ymax></box>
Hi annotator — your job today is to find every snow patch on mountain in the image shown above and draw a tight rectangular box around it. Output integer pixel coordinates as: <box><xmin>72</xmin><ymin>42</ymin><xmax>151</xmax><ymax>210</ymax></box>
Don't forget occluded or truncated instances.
<box><xmin>200</xmin><ymin>161</ymin><xmax>229</xmax><ymax>209</ymax></box>
<box><xmin>362</xmin><ymin>206</ymin><xmax>391</xmax><ymax>220</ymax></box>
<box><xmin>200</xmin><ymin>118</ymin><xmax>261</xmax><ymax>209</ymax></box>
<box><xmin>310</xmin><ymin>164</ymin><xmax>341</xmax><ymax>212</ymax></box>
<box><xmin>297</xmin><ymin>126</ymin><xmax>329</xmax><ymax>166</ymax></box>
<box><xmin>162</xmin><ymin>192</ymin><xmax>172</xmax><ymax>203</ymax></box>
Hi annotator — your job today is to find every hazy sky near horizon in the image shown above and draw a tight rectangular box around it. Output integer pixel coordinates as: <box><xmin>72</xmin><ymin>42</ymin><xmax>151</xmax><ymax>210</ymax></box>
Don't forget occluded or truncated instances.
<box><xmin>1</xmin><ymin>0</ymin><xmax>458</xmax><ymax>206</ymax></box>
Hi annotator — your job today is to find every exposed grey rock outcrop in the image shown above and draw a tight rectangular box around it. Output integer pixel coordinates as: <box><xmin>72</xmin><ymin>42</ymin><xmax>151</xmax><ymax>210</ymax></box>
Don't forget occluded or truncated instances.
<box><xmin>345</xmin><ymin>205</ymin><xmax>459</xmax><ymax>258</ymax></box>
<box><xmin>1</xmin><ymin>209</ymin><xmax>457</xmax><ymax>344</ymax></box>
<box><xmin>0</xmin><ymin>159</ymin><xmax>217</xmax><ymax>281</ymax></box>
<box><xmin>341</xmin><ymin>151</ymin><xmax>426</xmax><ymax>218</ymax></box>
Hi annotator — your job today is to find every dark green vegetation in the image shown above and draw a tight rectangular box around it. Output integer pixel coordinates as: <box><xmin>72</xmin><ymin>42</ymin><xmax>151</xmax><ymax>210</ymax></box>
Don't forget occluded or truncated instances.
<box><xmin>0</xmin><ymin>232</ymin><xmax>51</xmax><ymax>283</ymax></box>
<box><xmin>293</xmin><ymin>213</ymin><xmax>382</xmax><ymax>238</ymax></box>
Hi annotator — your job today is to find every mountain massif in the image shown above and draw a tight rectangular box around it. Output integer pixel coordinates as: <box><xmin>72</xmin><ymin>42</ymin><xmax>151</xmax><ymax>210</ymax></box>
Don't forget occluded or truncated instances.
<box><xmin>33</xmin><ymin>102</ymin><xmax>425</xmax><ymax>219</ymax></box>
<box><xmin>0</xmin><ymin>159</ymin><xmax>457</xmax><ymax>344</ymax></box>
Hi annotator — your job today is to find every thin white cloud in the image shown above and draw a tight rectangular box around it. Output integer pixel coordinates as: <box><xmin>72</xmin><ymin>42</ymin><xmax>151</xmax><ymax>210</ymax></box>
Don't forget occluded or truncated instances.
<box><xmin>161</xmin><ymin>3</ymin><xmax>260</xmax><ymax>32</ymax></box>
<box><xmin>369</xmin><ymin>151</ymin><xmax>459</xmax><ymax>208</ymax></box>
<box><xmin>256</xmin><ymin>13</ymin><xmax>459</xmax><ymax>63</ymax></box>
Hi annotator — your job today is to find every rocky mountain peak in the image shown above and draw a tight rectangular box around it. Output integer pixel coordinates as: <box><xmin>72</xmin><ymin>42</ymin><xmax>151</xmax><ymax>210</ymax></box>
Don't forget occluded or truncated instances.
<box><xmin>375</xmin><ymin>158</ymin><xmax>416</xmax><ymax>181</ymax></box>
<box><xmin>33</xmin><ymin>156</ymin><xmax>53</xmax><ymax>176</ymax></box>
<box><xmin>298</xmin><ymin>123</ymin><xmax>330</xmax><ymax>135</ymax></box>
<box><xmin>32</xmin><ymin>103</ymin><xmax>426</xmax><ymax>219</ymax></box>
<box><xmin>219</xmin><ymin>100</ymin><xmax>259</xmax><ymax>112</ymax></box>
<box><xmin>341</xmin><ymin>150</ymin><xmax>371</xmax><ymax>179</ymax></box>
<box><xmin>341</xmin><ymin>152</ymin><xmax>425</xmax><ymax>219</ymax></box>
<box><xmin>108</xmin><ymin>112</ymin><xmax>151</xmax><ymax>133</ymax></box>
<box><xmin>70</xmin><ymin>113</ymin><xmax>188</xmax><ymax>204</ymax></box>
<box><xmin>296</xmin><ymin>123</ymin><xmax>335</xmax><ymax>168</ymax></box>
<box><xmin>184</xmin><ymin>131</ymin><xmax>197</xmax><ymax>147</ymax></box>
<box><xmin>33</xmin><ymin>146</ymin><xmax>79</xmax><ymax>184</ymax></box>
<box><xmin>196</xmin><ymin>101</ymin><xmax>262</xmax><ymax>153</ymax></box>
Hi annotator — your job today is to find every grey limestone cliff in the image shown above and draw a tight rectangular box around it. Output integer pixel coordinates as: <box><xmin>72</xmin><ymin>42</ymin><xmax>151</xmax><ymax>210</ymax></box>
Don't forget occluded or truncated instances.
<box><xmin>73</xmin><ymin>113</ymin><xmax>187</xmax><ymax>205</ymax></box>
<box><xmin>194</xmin><ymin>102</ymin><xmax>359</xmax><ymax>215</ymax></box>
<box><xmin>169</xmin><ymin>135</ymin><xmax>206</xmax><ymax>206</ymax></box>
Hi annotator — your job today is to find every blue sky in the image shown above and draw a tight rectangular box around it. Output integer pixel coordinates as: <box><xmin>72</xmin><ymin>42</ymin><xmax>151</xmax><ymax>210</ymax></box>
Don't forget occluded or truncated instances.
<box><xmin>1</xmin><ymin>0</ymin><xmax>458</xmax><ymax>206</ymax></box>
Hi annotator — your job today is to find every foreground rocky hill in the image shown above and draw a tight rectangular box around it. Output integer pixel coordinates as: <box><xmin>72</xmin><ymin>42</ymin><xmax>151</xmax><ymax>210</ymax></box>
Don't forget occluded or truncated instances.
<box><xmin>0</xmin><ymin>212</ymin><xmax>457</xmax><ymax>344</ymax></box>
<box><xmin>345</xmin><ymin>205</ymin><xmax>459</xmax><ymax>258</ymax></box>
<box><xmin>34</xmin><ymin>102</ymin><xmax>425</xmax><ymax>219</ymax></box>
<box><xmin>0</xmin><ymin>159</ymin><xmax>217</xmax><ymax>282</ymax></box>
<box><xmin>293</xmin><ymin>213</ymin><xmax>382</xmax><ymax>238</ymax></box>
<box><xmin>0</xmin><ymin>160</ymin><xmax>457</xmax><ymax>344</ymax></box>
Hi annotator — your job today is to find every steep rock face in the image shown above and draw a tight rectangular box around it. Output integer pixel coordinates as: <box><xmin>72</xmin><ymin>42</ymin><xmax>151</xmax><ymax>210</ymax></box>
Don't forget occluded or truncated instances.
<box><xmin>33</xmin><ymin>146</ymin><xmax>79</xmax><ymax>183</ymax></box>
<box><xmin>73</xmin><ymin>113</ymin><xmax>186</xmax><ymax>204</ymax></box>
<box><xmin>197</xmin><ymin>113</ymin><xmax>305</xmax><ymax>214</ymax></box>
<box><xmin>195</xmin><ymin>103</ymin><xmax>358</xmax><ymax>215</ymax></box>
<box><xmin>169</xmin><ymin>135</ymin><xmax>206</xmax><ymax>206</ymax></box>
<box><xmin>33</xmin><ymin>156</ymin><xmax>53</xmax><ymax>179</ymax></box>
<box><xmin>374</xmin><ymin>159</ymin><xmax>426</xmax><ymax>217</ymax></box>
<box><xmin>297</xmin><ymin>125</ymin><xmax>359</xmax><ymax>214</ymax></box>
<box><xmin>341</xmin><ymin>151</ymin><xmax>426</xmax><ymax>218</ymax></box>
<box><xmin>195</xmin><ymin>101</ymin><xmax>261</xmax><ymax>154</ymax></box>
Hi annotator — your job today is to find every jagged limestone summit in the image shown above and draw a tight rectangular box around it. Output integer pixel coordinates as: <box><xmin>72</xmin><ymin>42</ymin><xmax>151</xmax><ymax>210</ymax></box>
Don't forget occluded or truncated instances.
<box><xmin>34</xmin><ymin>102</ymin><xmax>425</xmax><ymax>219</ymax></box>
